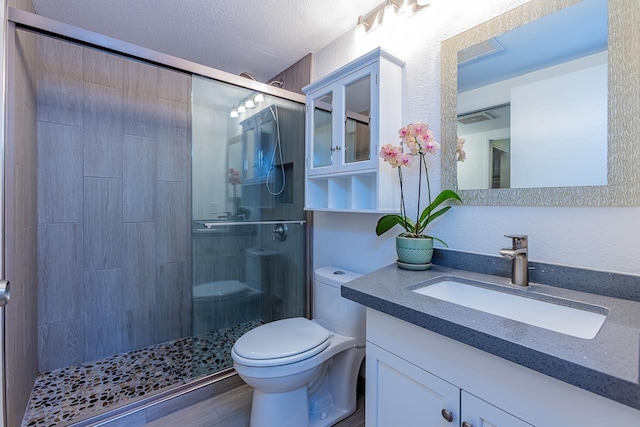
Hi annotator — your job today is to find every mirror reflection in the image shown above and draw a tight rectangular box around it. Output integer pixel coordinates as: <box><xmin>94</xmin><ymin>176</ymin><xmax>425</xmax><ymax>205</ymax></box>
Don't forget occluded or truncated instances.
<box><xmin>192</xmin><ymin>76</ymin><xmax>304</xmax><ymax>221</ymax></box>
<box><xmin>344</xmin><ymin>75</ymin><xmax>371</xmax><ymax>164</ymax></box>
<box><xmin>313</xmin><ymin>93</ymin><xmax>333</xmax><ymax>169</ymax></box>
<box><xmin>456</xmin><ymin>0</ymin><xmax>608</xmax><ymax>190</ymax></box>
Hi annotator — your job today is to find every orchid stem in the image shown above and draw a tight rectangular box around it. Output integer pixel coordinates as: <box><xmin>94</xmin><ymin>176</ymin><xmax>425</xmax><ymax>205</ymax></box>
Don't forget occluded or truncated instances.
<box><xmin>422</xmin><ymin>154</ymin><xmax>432</xmax><ymax>235</ymax></box>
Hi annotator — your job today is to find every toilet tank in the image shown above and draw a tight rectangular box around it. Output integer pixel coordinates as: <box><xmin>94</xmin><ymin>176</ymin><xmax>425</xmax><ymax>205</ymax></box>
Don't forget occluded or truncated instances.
<box><xmin>313</xmin><ymin>266</ymin><xmax>365</xmax><ymax>340</ymax></box>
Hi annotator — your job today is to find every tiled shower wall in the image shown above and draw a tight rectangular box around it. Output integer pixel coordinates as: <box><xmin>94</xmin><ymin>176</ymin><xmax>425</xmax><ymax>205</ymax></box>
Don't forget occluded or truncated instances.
<box><xmin>36</xmin><ymin>34</ymin><xmax>192</xmax><ymax>372</ymax></box>
<box><xmin>6</xmin><ymin>17</ymin><xmax>39</xmax><ymax>427</ymax></box>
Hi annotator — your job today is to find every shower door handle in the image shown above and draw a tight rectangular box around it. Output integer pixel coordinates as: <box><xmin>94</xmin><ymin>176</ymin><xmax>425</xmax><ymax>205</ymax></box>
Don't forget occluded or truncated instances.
<box><xmin>0</xmin><ymin>280</ymin><xmax>9</xmax><ymax>306</ymax></box>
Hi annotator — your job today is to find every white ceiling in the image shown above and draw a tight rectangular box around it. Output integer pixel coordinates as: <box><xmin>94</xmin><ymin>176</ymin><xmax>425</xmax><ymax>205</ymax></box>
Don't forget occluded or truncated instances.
<box><xmin>31</xmin><ymin>0</ymin><xmax>384</xmax><ymax>83</ymax></box>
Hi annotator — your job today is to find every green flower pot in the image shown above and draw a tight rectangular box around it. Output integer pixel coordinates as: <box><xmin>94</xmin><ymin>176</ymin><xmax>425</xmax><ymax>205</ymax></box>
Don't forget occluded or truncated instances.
<box><xmin>396</xmin><ymin>235</ymin><xmax>433</xmax><ymax>268</ymax></box>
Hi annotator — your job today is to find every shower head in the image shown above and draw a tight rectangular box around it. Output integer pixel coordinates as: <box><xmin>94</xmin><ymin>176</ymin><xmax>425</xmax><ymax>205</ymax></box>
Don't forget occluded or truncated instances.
<box><xmin>267</xmin><ymin>79</ymin><xmax>284</xmax><ymax>88</ymax></box>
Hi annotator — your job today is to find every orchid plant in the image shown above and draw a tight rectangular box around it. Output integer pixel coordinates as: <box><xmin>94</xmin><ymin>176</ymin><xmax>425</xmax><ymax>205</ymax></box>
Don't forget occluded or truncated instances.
<box><xmin>376</xmin><ymin>122</ymin><xmax>462</xmax><ymax>246</ymax></box>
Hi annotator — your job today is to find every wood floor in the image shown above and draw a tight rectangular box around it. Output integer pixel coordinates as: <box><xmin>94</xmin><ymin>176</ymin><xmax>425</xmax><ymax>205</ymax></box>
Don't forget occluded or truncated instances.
<box><xmin>144</xmin><ymin>384</ymin><xmax>365</xmax><ymax>427</ymax></box>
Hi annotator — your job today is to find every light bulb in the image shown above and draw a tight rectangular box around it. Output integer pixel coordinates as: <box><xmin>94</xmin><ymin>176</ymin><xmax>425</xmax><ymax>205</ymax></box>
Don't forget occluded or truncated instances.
<box><xmin>383</xmin><ymin>0</ymin><xmax>397</xmax><ymax>25</ymax></box>
<box><xmin>245</xmin><ymin>98</ymin><xmax>255</xmax><ymax>109</ymax></box>
<box><xmin>237</xmin><ymin>105</ymin><xmax>246</xmax><ymax>113</ymax></box>
<box><xmin>355</xmin><ymin>15</ymin><xmax>367</xmax><ymax>42</ymax></box>
<box><xmin>230</xmin><ymin>109</ymin><xmax>238</xmax><ymax>118</ymax></box>
<box><xmin>254</xmin><ymin>93</ymin><xmax>264</xmax><ymax>104</ymax></box>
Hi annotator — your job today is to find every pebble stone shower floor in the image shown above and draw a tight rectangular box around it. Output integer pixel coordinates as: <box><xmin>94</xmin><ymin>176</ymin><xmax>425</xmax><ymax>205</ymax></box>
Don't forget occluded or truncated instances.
<box><xmin>21</xmin><ymin>320</ymin><xmax>262</xmax><ymax>427</ymax></box>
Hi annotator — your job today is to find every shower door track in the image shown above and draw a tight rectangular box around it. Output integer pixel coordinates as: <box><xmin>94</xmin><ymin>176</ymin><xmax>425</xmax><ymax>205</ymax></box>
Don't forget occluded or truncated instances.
<box><xmin>7</xmin><ymin>7</ymin><xmax>306</xmax><ymax>104</ymax></box>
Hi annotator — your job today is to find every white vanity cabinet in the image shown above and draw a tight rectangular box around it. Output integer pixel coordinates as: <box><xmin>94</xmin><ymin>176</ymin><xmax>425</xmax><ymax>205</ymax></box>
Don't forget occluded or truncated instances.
<box><xmin>303</xmin><ymin>48</ymin><xmax>403</xmax><ymax>212</ymax></box>
<box><xmin>367</xmin><ymin>343</ymin><xmax>532</xmax><ymax>427</ymax></box>
<box><xmin>367</xmin><ymin>343</ymin><xmax>458</xmax><ymax>426</ymax></box>
<box><xmin>366</xmin><ymin>308</ymin><xmax>640</xmax><ymax>427</ymax></box>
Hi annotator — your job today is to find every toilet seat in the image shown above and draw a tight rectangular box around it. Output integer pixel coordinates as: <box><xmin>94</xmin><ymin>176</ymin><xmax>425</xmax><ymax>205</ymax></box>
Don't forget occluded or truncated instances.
<box><xmin>232</xmin><ymin>318</ymin><xmax>331</xmax><ymax>367</ymax></box>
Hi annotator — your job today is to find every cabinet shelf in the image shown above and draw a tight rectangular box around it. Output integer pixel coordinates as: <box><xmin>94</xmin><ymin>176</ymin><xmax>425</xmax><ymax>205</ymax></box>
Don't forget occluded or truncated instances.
<box><xmin>305</xmin><ymin>169</ymin><xmax>400</xmax><ymax>212</ymax></box>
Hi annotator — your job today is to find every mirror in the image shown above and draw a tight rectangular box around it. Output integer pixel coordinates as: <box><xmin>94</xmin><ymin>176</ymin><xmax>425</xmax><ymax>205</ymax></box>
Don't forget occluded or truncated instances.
<box><xmin>313</xmin><ymin>92</ymin><xmax>333</xmax><ymax>168</ymax></box>
<box><xmin>457</xmin><ymin>0</ymin><xmax>607</xmax><ymax>190</ymax></box>
<box><xmin>441</xmin><ymin>0</ymin><xmax>640</xmax><ymax>206</ymax></box>
<box><xmin>344</xmin><ymin>74</ymin><xmax>371</xmax><ymax>164</ymax></box>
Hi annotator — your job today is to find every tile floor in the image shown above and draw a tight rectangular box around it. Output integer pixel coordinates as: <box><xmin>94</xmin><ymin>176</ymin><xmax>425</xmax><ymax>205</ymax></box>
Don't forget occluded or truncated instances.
<box><xmin>22</xmin><ymin>320</ymin><xmax>262</xmax><ymax>427</ymax></box>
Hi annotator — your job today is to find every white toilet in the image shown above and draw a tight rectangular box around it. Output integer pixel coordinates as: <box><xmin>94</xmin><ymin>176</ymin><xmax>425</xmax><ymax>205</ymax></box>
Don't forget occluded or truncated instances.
<box><xmin>231</xmin><ymin>266</ymin><xmax>365</xmax><ymax>427</ymax></box>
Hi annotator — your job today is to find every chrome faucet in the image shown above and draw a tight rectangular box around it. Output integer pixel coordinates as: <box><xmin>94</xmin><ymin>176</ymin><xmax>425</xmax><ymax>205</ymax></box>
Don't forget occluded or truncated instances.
<box><xmin>499</xmin><ymin>234</ymin><xmax>529</xmax><ymax>287</ymax></box>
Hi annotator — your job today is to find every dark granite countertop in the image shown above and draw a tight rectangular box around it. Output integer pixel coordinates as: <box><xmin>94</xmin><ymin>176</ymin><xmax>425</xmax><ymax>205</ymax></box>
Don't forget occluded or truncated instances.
<box><xmin>342</xmin><ymin>263</ymin><xmax>640</xmax><ymax>410</ymax></box>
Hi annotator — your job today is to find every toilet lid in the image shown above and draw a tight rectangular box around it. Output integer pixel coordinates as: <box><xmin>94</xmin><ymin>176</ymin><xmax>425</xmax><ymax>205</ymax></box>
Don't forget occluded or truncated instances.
<box><xmin>233</xmin><ymin>318</ymin><xmax>331</xmax><ymax>362</ymax></box>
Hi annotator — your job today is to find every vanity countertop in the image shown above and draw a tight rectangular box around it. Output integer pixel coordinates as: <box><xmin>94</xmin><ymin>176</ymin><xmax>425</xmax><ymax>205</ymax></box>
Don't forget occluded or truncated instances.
<box><xmin>342</xmin><ymin>263</ymin><xmax>640</xmax><ymax>410</ymax></box>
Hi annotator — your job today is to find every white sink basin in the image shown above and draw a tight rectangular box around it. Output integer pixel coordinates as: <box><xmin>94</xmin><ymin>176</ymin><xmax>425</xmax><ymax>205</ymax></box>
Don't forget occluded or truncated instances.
<box><xmin>412</xmin><ymin>278</ymin><xmax>607</xmax><ymax>339</ymax></box>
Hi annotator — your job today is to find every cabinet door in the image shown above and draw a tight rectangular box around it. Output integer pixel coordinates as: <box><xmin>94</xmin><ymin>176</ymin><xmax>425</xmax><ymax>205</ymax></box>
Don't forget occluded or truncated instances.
<box><xmin>339</xmin><ymin>64</ymin><xmax>377</xmax><ymax>172</ymax></box>
<box><xmin>366</xmin><ymin>343</ymin><xmax>459</xmax><ymax>427</ymax></box>
<box><xmin>461</xmin><ymin>391</ymin><xmax>534</xmax><ymax>427</ymax></box>
<box><xmin>307</xmin><ymin>88</ymin><xmax>337</xmax><ymax>175</ymax></box>
<box><xmin>243</xmin><ymin>123</ymin><xmax>257</xmax><ymax>181</ymax></box>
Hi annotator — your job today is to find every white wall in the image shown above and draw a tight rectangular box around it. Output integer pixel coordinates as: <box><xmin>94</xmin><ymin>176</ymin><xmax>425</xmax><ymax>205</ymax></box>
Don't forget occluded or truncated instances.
<box><xmin>311</xmin><ymin>0</ymin><xmax>640</xmax><ymax>276</ymax></box>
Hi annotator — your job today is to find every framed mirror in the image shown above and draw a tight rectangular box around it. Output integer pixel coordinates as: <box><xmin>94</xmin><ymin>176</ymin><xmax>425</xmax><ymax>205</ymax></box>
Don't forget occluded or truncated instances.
<box><xmin>441</xmin><ymin>0</ymin><xmax>640</xmax><ymax>206</ymax></box>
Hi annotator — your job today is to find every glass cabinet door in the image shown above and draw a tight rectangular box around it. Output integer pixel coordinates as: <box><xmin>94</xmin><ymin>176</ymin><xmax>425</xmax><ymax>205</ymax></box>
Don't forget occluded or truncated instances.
<box><xmin>344</xmin><ymin>74</ymin><xmax>371</xmax><ymax>165</ymax></box>
<box><xmin>243</xmin><ymin>126</ymin><xmax>256</xmax><ymax>181</ymax></box>
<box><xmin>312</xmin><ymin>92</ymin><xmax>334</xmax><ymax>170</ymax></box>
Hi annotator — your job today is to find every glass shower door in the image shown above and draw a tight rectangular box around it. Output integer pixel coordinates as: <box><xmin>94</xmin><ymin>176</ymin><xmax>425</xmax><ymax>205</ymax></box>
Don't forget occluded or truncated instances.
<box><xmin>191</xmin><ymin>75</ymin><xmax>306</xmax><ymax>374</ymax></box>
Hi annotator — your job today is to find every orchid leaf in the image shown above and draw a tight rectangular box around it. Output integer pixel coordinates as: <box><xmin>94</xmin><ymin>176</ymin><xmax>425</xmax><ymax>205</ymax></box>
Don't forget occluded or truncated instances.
<box><xmin>416</xmin><ymin>206</ymin><xmax>451</xmax><ymax>235</ymax></box>
<box><xmin>424</xmin><ymin>234</ymin><xmax>449</xmax><ymax>248</ymax></box>
<box><xmin>418</xmin><ymin>190</ymin><xmax>462</xmax><ymax>225</ymax></box>
<box><xmin>376</xmin><ymin>214</ymin><xmax>414</xmax><ymax>236</ymax></box>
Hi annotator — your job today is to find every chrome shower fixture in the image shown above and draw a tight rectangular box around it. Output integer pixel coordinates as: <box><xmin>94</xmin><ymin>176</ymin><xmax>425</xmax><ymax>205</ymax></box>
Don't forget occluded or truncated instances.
<box><xmin>267</xmin><ymin>79</ymin><xmax>284</xmax><ymax>88</ymax></box>
<box><xmin>239</xmin><ymin>72</ymin><xmax>284</xmax><ymax>88</ymax></box>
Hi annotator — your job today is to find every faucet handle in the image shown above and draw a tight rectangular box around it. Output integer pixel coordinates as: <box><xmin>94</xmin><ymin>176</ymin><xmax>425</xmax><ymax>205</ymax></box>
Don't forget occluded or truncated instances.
<box><xmin>504</xmin><ymin>234</ymin><xmax>528</xmax><ymax>249</ymax></box>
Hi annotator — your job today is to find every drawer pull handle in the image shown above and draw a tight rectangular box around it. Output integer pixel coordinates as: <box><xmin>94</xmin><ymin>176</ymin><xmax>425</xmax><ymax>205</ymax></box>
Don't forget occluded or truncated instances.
<box><xmin>462</xmin><ymin>422</ymin><xmax>473</xmax><ymax>427</ymax></box>
<box><xmin>441</xmin><ymin>409</ymin><xmax>453</xmax><ymax>422</ymax></box>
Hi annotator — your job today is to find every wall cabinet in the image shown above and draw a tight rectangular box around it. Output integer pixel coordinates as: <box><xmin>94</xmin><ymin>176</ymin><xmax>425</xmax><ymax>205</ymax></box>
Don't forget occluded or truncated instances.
<box><xmin>366</xmin><ymin>308</ymin><xmax>640</xmax><ymax>427</ymax></box>
<box><xmin>241</xmin><ymin>108</ymin><xmax>276</xmax><ymax>184</ymax></box>
<box><xmin>367</xmin><ymin>343</ymin><xmax>532</xmax><ymax>427</ymax></box>
<box><xmin>303</xmin><ymin>48</ymin><xmax>403</xmax><ymax>212</ymax></box>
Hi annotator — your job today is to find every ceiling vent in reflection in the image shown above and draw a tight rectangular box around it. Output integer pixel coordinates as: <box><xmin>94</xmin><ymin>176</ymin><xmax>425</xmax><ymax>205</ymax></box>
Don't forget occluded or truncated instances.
<box><xmin>458</xmin><ymin>38</ymin><xmax>504</xmax><ymax>65</ymax></box>
<box><xmin>457</xmin><ymin>111</ymin><xmax>495</xmax><ymax>125</ymax></box>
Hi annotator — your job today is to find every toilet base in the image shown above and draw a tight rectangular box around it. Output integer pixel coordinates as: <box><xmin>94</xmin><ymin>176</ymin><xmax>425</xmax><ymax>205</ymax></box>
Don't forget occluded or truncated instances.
<box><xmin>250</xmin><ymin>387</ymin><xmax>308</xmax><ymax>427</ymax></box>
<box><xmin>309</xmin><ymin>404</ymin><xmax>350</xmax><ymax>427</ymax></box>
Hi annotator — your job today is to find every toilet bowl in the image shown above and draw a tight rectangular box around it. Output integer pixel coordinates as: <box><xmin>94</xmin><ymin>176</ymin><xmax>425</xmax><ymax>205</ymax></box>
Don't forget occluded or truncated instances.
<box><xmin>231</xmin><ymin>267</ymin><xmax>365</xmax><ymax>427</ymax></box>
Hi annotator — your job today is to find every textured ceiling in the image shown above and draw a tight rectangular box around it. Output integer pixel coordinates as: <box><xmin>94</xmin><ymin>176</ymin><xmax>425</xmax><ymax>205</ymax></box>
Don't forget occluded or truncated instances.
<box><xmin>31</xmin><ymin>0</ymin><xmax>384</xmax><ymax>83</ymax></box>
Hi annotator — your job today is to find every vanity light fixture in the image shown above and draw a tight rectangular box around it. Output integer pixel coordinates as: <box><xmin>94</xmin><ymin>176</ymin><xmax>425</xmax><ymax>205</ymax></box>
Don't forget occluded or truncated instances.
<box><xmin>356</xmin><ymin>0</ymin><xmax>429</xmax><ymax>35</ymax></box>
<box><xmin>231</xmin><ymin>92</ymin><xmax>263</xmax><ymax>117</ymax></box>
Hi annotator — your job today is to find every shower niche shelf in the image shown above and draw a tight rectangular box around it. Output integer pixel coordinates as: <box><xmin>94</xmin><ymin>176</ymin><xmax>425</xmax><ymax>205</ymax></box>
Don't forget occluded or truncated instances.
<box><xmin>303</xmin><ymin>47</ymin><xmax>403</xmax><ymax>213</ymax></box>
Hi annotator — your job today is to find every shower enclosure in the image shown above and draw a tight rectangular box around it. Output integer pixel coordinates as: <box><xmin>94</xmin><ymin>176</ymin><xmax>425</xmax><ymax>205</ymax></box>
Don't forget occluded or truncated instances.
<box><xmin>5</xmin><ymin>8</ymin><xmax>307</xmax><ymax>427</ymax></box>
